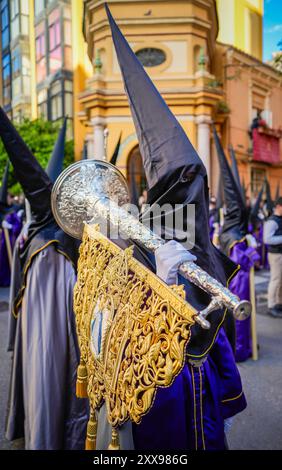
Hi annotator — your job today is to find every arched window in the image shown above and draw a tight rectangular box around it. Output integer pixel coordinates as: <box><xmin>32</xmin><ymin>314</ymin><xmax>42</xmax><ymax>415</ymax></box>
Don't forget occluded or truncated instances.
<box><xmin>127</xmin><ymin>146</ymin><xmax>146</xmax><ymax>206</ymax></box>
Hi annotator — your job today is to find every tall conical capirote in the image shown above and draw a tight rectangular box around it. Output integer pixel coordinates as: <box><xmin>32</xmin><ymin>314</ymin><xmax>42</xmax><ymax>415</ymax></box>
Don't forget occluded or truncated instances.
<box><xmin>46</xmin><ymin>117</ymin><xmax>67</xmax><ymax>182</ymax></box>
<box><xmin>110</xmin><ymin>133</ymin><xmax>122</xmax><ymax>166</ymax></box>
<box><xmin>229</xmin><ymin>145</ymin><xmax>244</xmax><ymax>199</ymax></box>
<box><xmin>265</xmin><ymin>178</ymin><xmax>274</xmax><ymax>215</ymax></box>
<box><xmin>216</xmin><ymin>174</ymin><xmax>224</xmax><ymax>210</ymax></box>
<box><xmin>0</xmin><ymin>106</ymin><xmax>53</xmax><ymax>222</ymax></box>
<box><xmin>105</xmin><ymin>4</ymin><xmax>206</xmax><ymax>201</ymax></box>
<box><xmin>105</xmin><ymin>4</ymin><xmax>217</xmax><ymax>258</ymax></box>
<box><xmin>0</xmin><ymin>160</ymin><xmax>10</xmax><ymax>206</ymax></box>
<box><xmin>213</xmin><ymin>126</ymin><xmax>247</xmax><ymax>238</ymax></box>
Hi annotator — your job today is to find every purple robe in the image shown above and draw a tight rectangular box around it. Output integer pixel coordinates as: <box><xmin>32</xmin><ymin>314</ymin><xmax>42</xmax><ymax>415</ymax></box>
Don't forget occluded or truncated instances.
<box><xmin>95</xmin><ymin>327</ymin><xmax>246</xmax><ymax>450</ymax></box>
<box><xmin>0</xmin><ymin>212</ymin><xmax>22</xmax><ymax>287</ymax></box>
<box><xmin>229</xmin><ymin>241</ymin><xmax>260</xmax><ymax>362</ymax></box>
<box><xmin>252</xmin><ymin>223</ymin><xmax>269</xmax><ymax>270</ymax></box>
<box><xmin>132</xmin><ymin>327</ymin><xmax>246</xmax><ymax>450</ymax></box>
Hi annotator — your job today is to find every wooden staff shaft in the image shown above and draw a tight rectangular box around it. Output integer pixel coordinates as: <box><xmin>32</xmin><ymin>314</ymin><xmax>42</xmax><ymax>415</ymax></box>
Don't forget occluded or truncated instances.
<box><xmin>250</xmin><ymin>265</ymin><xmax>258</xmax><ymax>361</ymax></box>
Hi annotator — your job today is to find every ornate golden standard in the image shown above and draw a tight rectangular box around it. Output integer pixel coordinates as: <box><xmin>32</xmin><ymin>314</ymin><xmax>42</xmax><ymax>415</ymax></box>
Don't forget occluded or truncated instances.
<box><xmin>74</xmin><ymin>224</ymin><xmax>196</xmax><ymax>449</ymax></box>
<box><xmin>51</xmin><ymin>160</ymin><xmax>251</xmax><ymax>330</ymax></box>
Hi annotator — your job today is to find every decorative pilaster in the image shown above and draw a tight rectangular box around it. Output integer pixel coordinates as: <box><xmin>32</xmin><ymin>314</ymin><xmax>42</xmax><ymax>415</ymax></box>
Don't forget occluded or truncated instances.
<box><xmin>91</xmin><ymin>117</ymin><xmax>106</xmax><ymax>160</ymax></box>
<box><xmin>196</xmin><ymin>115</ymin><xmax>211</xmax><ymax>181</ymax></box>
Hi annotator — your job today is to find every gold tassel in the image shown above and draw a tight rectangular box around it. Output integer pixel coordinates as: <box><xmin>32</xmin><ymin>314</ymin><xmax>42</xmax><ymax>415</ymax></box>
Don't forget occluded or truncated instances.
<box><xmin>108</xmin><ymin>428</ymin><xmax>120</xmax><ymax>450</ymax></box>
<box><xmin>85</xmin><ymin>410</ymin><xmax>97</xmax><ymax>451</ymax></box>
<box><xmin>76</xmin><ymin>360</ymin><xmax>88</xmax><ymax>398</ymax></box>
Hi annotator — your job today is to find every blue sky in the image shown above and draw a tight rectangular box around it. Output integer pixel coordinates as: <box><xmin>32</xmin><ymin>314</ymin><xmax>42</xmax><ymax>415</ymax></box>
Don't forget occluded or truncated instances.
<box><xmin>264</xmin><ymin>0</ymin><xmax>282</xmax><ymax>61</ymax></box>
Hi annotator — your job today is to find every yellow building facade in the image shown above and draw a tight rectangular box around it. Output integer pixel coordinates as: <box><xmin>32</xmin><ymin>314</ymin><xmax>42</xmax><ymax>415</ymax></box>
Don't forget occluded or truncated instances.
<box><xmin>216</xmin><ymin>0</ymin><xmax>263</xmax><ymax>60</ymax></box>
<box><xmin>78</xmin><ymin>0</ymin><xmax>225</xmax><ymax>192</ymax></box>
<box><xmin>78</xmin><ymin>0</ymin><xmax>282</xmax><ymax>199</ymax></box>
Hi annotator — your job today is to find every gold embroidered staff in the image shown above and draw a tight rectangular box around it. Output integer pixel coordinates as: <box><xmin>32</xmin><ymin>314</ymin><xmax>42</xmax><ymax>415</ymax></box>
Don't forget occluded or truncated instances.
<box><xmin>51</xmin><ymin>160</ymin><xmax>251</xmax><ymax>329</ymax></box>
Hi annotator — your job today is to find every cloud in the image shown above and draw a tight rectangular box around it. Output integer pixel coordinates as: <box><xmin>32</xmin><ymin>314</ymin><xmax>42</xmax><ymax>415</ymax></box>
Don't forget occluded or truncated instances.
<box><xmin>265</xmin><ymin>24</ymin><xmax>282</xmax><ymax>33</ymax></box>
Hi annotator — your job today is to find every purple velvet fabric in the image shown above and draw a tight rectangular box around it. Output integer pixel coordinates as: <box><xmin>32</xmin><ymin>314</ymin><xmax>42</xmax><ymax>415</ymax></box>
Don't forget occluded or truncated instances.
<box><xmin>0</xmin><ymin>212</ymin><xmax>22</xmax><ymax>287</ymax></box>
<box><xmin>252</xmin><ymin>223</ymin><xmax>269</xmax><ymax>270</ymax></box>
<box><xmin>132</xmin><ymin>327</ymin><xmax>246</xmax><ymax>450</ymax></box>
<box><xmin>229</xmin><ymin>241</ymin><xmax>260</xmax><ymax>362</ymax></box>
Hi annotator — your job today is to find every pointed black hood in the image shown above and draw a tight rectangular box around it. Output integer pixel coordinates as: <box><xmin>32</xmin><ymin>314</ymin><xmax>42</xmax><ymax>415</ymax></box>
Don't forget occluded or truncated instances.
<box><xmin>110</xmin><ymin>133</ymin><xmax>122</xmax><ymax>166</ymax></box>
<box><xmin>265</xmin><ymin>178</ymin><xmax>274</xmax><ymax>216</ymax></box>
<box><xmin>46</xmin><ymin>117</ymin><xmax>67</xmax><ymax>182</ymax></box>
<box><xmin>216</xmin><ymin>175</ymin><xmax>224</xmax><ymax>211</ymax></box>
<box><xmin>213</xmin><ymin>176</ymin><xmax>224</xmax><ymax>225</ymax></box>
<box><xmin>0</xmin><ymin>107</ymin><xmax>79</xmax><ymax>303</ymax></box>
<box><xmin>213</xmin><ymin>127</ymin><xmax>248</xmax><ymax>254</ymax></box>
<box><xmin>0</xmin><ymin>160</ymin><xmax>10</xmax><ymax>208</ymax></box>
<box><xmin>0</xmin><ymin>106</ymin><xmax>53</xmax><ymax>223</ymax></box>
<box><xmin>106</xmin><ymin>4</ymin><xmax>205</xmax><ymax>199</ymax></box>
<box><xmin>106</xmin><ymin>5</ymin><xmax>239</xmax><ymax>358</ymax></box>
<box><xmin>106</xmin><ymin>4</ymin><xmax>236</xmax><ymax>270</ymax></box>
<box><xmin>106</xmin><ymin>5</ymin><xmax>209</xmax><ymax>249</ymax></box>
<box><xmin>229</xmin><ymin>145</ymin><xmax>243</xmax><ymax>198</ymax></box>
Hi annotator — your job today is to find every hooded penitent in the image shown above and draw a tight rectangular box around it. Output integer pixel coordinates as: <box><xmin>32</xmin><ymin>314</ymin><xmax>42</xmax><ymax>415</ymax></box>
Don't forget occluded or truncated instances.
<box><xmin>265</xmin><ymin>178</ymin><xmax>274</xmax><ymax>216</ymax></box>
<box><xmin>0</xmin><ymin>107</ymin><xmax>53</xmax><ymax>224</ymax></box>
<box><xmin>213</xmin><ymin>127</ymin><xmax>248</xmax><ymax>255</ymax></box>
<box><xmin>98</xmin><ymin>5</ymin><xmax>247</xmax><ymax>451</ymax></box>
<box><xmin>0</xmin><ymin>107</ymin><xmax>78</xmax><ymax>273</ymax></box>
<box><xmin>0</xmin><ymin>107</ymin><xmax>87</xmax><ymax>449</ymax></box>
<box><xmin>250</xmin><ymin>180</ymin><xmax>267</xmax><ymax>270</ymax></box>
<box><xmin>106</xmin><ymin>4</ymin><xmax>240</xmax><ymax>357</ymax></box>
<box><xmin>46</xmin><ymin>117</ymin><xmax>67</xmax><ymax>182</ymax></box>
<box><xmin>214</xmin><ymin>127</ymin><xmax>260</xmax><ymax>362</ymax></box>
<box><xmin>250</xmin><ymin>180</ymin><xmax>265</xmax><ymax>230</ymax></box>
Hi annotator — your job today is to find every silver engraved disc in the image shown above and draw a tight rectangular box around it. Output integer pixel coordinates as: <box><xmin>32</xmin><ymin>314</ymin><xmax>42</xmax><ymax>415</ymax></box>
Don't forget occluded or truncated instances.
<box><xmin>51</xmin><ymin>159</ymin><xmax>130</xmax><ymax>239</ymax></box>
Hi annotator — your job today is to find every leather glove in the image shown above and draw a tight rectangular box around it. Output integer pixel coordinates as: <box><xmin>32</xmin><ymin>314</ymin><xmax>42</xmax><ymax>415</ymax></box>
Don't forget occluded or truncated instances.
<box><xmin>155</xmin><ymin>240</ymin><xmax>197</xmax><ymax>285</ymax></box>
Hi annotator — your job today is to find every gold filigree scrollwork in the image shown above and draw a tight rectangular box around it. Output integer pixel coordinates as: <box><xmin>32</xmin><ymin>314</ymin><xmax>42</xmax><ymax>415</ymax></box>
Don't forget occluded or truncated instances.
<box><xmin>74</xmin><ymin>224</ymin><xmax>196</xmax><ymax>428</ymax></box>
